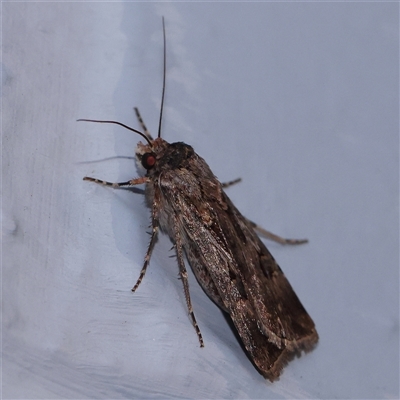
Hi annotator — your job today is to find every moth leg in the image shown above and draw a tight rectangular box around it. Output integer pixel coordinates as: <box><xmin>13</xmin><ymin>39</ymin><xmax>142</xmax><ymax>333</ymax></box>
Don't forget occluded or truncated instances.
<box><xmin>131</xmin><ymin>187</ymin><xmax>161</xmax><ymax>292</ymax></box>
<box><xmin>221</xmin><ymin>178</ymin><xmax>306</xmax><ymax>244</ymax></box>
<box><xmin>131</xmin><ymin>227</ymin><xmax>158</xmax><ymax>292</ymax></box>
<box><xmin>83</xmin><ymin>176</ymin><xmax>149</xmax><ymax>189</ymax></box>
<box><xmin>222</xmin><ymin>178</ymin><xmax>241</xmax><ymax>188</ymax></box>
<box><xmin>173</xmin><ymin>216</ymin><xmax>205</xmax><ymax>347</ymax></box>
<box><xmin>245</xmin><ymin>218</ymin><xmax>308</xmax><ymax>245</ymax></box>
<box><xmin>134</xmin><ymin>107</ymin><xmax>153</xmax><ymax>141</ymax></box>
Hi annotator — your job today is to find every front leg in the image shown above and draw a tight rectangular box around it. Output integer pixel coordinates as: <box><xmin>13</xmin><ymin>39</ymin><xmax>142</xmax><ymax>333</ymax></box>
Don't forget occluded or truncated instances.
<box><xmin>84</xmin><ymin>174</ymin><xmax>157</xmax><ymax>288</ymax></box>
<box><xmin>83</xmin><ymin>176</ymin><xmax>150</xmax><ymax>189</ymax></box>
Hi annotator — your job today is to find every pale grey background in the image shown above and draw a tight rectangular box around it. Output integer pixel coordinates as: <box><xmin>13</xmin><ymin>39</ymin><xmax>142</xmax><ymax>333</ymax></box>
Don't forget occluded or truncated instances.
<box><xmin>3</xmin><ymin>2</ymin><xmax>398</xmax><ymax>399</ymax></box>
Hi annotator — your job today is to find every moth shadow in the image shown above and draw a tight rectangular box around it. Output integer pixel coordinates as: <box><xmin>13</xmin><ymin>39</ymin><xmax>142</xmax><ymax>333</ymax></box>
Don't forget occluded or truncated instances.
<box><xmin>221</xmin><ymin>312</ymin><xmax>299</xmax><ymax>381</ymax></box>
<box><xmin>119</xmin><ymin>187</ymin><xmax>145</xmax><ymax>195</ymax></box>
<box><xmin>220</xmin><ymin>311</ymin><xmax>264</xmax><ymax>376</ymax></box>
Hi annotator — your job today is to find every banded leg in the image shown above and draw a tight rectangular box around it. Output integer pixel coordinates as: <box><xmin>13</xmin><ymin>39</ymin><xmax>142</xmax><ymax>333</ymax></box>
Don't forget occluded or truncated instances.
<box><xmin>221</xmin><ymin>177</ymin><xmax>242</xmax><ymax>189</ymax></box>
<box><xmin>173</xmin><ymin>215</ymin><xmax>204</xmax><ymax>347</ymax></box>
<box><xmin>219</xmin><ymin>178</ymin><xmax>306</xmax><ymax>244</ymax></box>
<box><xmin>131</xmin><ymin>187</ymin><xmax>161</xmax><ymax>292</ymax></box>
<box><xmin>83</xmin><ymin>176</ymin><xmax>149</xmax><ymax>188</ymax></box>
<box><xmin>245</xmin><ymin>217</ymin><xmax>308</xmax><ymax>245</ymax></box>
<box><xmin>134</xmin><ymin>107</ymin><xmax>153</xmax><ymax>141</ymax></box>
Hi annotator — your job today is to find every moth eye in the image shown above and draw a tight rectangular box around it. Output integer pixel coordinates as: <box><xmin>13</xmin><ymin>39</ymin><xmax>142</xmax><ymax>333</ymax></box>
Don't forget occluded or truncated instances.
<box><xmin>141</xmin><ymin>152</ymin><xmax>156</xmax><ymax>170</ymax></box>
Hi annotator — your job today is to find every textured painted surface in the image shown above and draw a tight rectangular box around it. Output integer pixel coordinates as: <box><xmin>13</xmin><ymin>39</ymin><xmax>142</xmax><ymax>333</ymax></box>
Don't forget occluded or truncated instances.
<box><xmin>3</xmin><ymin>2</ymin><xmax>398</xmax><ymax>398</ymax></box>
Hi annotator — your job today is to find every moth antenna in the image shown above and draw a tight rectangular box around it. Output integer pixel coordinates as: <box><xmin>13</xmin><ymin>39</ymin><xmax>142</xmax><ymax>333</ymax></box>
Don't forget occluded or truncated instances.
<box><xmin>77</xmin><ymin>119</ymin><xmax>152</xmax><ymax>147</ymax></box>
<box><xmin>157</xmin><ymin>16</ymin><xmax>166</xmax><ymax>139</ymax></box>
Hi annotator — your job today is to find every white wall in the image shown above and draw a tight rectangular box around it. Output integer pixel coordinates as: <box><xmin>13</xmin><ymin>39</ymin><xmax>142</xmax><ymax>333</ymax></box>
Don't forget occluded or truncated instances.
<box><xmin>3</xmin><ymin>2</ymin><xmax>398</xmax><ymax>398</ymax></box>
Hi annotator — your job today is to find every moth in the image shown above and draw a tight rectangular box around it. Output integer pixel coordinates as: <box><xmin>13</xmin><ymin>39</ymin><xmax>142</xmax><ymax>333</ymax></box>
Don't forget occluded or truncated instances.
<box><xmin>80</xmin><ymin>18</ymin><xmax>318</xmax><ymax>381</ymax></box>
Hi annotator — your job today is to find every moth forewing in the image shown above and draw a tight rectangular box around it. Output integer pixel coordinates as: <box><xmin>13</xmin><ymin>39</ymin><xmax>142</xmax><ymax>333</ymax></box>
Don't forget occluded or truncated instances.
<box><xmin>81</xmin><ymin>17</ymin><xmax>318</xmax><ymax>382</ymax></box>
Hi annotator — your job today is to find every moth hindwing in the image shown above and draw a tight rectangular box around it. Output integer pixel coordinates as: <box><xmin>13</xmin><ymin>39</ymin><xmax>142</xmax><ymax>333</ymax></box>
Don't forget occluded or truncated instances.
<box><xmin>80</xmin><ymin>17</ymin><xmax>318</xmax><ymax>382</ymax></box>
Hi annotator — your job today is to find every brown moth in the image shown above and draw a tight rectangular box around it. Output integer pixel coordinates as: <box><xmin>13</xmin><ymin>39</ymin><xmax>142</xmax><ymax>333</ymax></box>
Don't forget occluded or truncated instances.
<box><xmin>80</xmin><ymin>18</ymin><xmax>318</xmax><ymax>381</ymax></box>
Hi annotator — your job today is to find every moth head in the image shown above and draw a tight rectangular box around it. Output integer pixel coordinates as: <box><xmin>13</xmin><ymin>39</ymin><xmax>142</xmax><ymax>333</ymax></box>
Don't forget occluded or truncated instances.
<box><xmin>135</xmin><ymin>138</ymin><xmax>166</xmax><ymax>171</ymax></box>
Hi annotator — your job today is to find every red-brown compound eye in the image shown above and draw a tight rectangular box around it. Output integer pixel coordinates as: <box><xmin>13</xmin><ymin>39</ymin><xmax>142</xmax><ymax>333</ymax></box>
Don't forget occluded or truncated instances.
<box><xmin>141</xmin><ymin>152</ymin><xmax>156</xmax><ymax>170</ymax></box>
